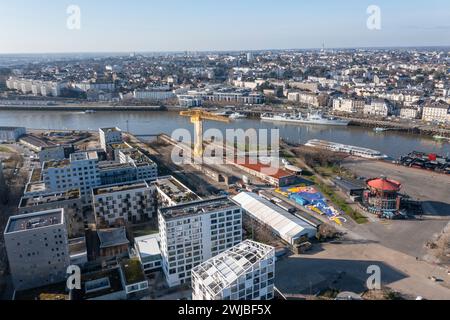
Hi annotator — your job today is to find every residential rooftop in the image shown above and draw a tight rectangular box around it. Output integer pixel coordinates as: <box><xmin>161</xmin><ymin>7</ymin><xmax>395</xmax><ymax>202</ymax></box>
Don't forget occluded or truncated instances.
<box><xmin>135</xmin><ymin>234</ymin><xmax>161</xmax><ymax>261</ymax></box>
<box><xmin>43</xmin><ymin>159</ymin><xmax>70</xmax><ymax>170</ymax></box>
<box><xmin>93</xmin><ymin>181</ymin><xmax>150</xmax><ymax>196</ymax></box>
<box><xmin>70</xmin><ymin>151</ymin><xmax>99</xmax><ymax>162</ymax></box>
<box><xmin>97</xmin><ymin>227</ymin><xmax>129</xmax><ymax>249</ymax></box>
<box><xmin>100</xmin><ymin>127</ymin><xmax>122</xmax><ymax>133</ymax></box>
<box><xmin>120</xmin><ymin>258</ymin><xmax>146</xmax><ymax>285</ymax></box>
<box><xmin>5</xmin><ymin>209</ymin><xmax>64</xmax><ymax>234</ymax></box>
<box><xmin>19</xmin><ymin>189</ymin><xmax>81</xmax><ymax>208</ymax></box>
<box><xmin>155</xmin><ymin>176</ymin><xmax>200</xmax><ymax>204</ymax></box>
<box><xmin>81</xmin><ymin>268</ymin><xmax>124</xmax><ymax>300</ymax></box>
<box><xmin>25</xmin><ymin>181</ymin><xmax>47</xmax><ymax>194</ymax></box>
<box><xmin>159</xmin><ymin>196</ymin><xmax>239</xmax><ymax>220</ymax></box>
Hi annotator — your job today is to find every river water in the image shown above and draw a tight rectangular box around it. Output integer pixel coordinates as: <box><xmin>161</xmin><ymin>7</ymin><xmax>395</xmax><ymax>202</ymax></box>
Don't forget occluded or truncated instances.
<box><xmin>1</xmin><ymin>109</ymin><xmax>449</xmax><ymax>159</ymax></box>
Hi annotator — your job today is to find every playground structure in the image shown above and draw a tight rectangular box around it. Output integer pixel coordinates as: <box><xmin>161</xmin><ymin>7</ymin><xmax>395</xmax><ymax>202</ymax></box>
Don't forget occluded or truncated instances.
<box><xmin>275</xmin><ymin>186</ymin><xmax>345</xmax><ymax>225</ymax></box>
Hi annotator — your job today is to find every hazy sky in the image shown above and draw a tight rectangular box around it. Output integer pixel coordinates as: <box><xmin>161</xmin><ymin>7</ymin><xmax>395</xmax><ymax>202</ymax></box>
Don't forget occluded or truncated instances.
<box><xmin>0</xmin><ymin>0</ymin><xmax>450</xmax><ymax>53</ymax></box>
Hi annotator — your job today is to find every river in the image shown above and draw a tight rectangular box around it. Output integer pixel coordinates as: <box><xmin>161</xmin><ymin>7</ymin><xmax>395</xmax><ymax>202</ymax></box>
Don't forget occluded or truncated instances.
<box><xmin>1</xmin><ymin>109</ymin><xmax>449</xmax><ymax>159</ymax></box>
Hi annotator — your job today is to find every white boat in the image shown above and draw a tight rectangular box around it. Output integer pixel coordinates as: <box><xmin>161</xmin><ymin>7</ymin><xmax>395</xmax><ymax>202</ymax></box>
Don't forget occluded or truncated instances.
<box><xmin>305</xmin><ymin>139</ymin><xmax>388</xmax><ymax>160</ymax></box>
<box><xmin>84</xmin><ymin>110</ymin><xmax>96</xmax><ymax>114</ymax></box>
<box><xmin>433</xmin><ymin>135</ymin><xmax>450</xmax><ymax>142</ymax></box>
<box><xmin>229</xmin><ymin>112</ymin><xmax>247</xmax><ymax>119</ymax></box>
<box><xmin>261</xmin><ymin>112</ymin><xmax>349</xmax><ymax>126</ymax></box>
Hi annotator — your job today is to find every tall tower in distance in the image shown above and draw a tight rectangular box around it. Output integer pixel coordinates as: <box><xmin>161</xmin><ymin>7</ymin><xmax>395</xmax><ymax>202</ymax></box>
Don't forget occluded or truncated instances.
<box><xmin>247</xmin><ymin>52</ymin><xmax>254</xmax><ymax>63</ymax></box>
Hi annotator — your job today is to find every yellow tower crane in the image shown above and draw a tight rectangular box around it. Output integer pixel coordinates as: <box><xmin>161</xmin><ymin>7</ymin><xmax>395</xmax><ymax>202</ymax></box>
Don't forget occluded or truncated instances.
<box><xmin>180</xmin><ymin>109</ymin><xmax>230</xmax><ymax>158</ymax></box>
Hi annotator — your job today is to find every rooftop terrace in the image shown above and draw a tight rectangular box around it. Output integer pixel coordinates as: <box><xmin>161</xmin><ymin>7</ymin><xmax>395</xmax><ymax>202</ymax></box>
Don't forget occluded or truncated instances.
<box><xmin>6</xmin><ymin>209</ymin><xmax>64</xmax><ymax>234</ymax></box>
<box><xmin>93</xmin><ymin>181</ymin><xmax>150</xmax><ymax>196</ymax></box>
<box><xmin>20</xmin><ymin>189</ymin><xmax>81</xmax><ymax>208</ymax></box>
<box><xmin>159</xmin><ymin>196</ymin><xmax>238</xmax><ymax>220</ymax></box>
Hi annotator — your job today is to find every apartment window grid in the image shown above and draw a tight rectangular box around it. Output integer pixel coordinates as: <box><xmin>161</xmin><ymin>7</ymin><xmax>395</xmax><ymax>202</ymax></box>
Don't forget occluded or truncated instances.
<box><xmin>94</xmin><ymin>189</ymin><xmax>155</xmax><ymax>225</ymax></box>
<box><xmin>159</xmin><ymin>207</ymin><xmax>243</xmax><ymax>287</ymax></box>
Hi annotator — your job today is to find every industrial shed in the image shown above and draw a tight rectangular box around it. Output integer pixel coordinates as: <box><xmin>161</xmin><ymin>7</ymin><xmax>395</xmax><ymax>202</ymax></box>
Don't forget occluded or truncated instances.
<box><xmin>232</xmin><ymin>192</ymin><xmax>317</xmax><ymax>246</ymax></box>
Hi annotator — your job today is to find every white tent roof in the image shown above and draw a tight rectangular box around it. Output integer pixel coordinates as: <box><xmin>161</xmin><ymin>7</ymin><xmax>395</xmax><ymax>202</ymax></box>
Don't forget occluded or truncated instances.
<box><xmin>232</xmin><ymin>192</ymin><xmax>317</xmax><ymax>245</ymax></box>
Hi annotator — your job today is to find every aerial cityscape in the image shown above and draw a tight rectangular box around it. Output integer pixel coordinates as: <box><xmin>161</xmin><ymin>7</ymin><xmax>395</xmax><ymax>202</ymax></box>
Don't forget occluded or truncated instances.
<box><xmin>0</xmin><ymin>0</ymin><xmax>450</xmax><ymax>308</ymax></box>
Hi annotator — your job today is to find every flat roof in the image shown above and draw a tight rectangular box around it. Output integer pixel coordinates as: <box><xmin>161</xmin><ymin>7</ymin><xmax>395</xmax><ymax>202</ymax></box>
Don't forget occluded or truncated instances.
<box><xmin>156</xmin><ymin>176</ymin><xmax>200</xmax><ymax>204</ymax></box>
<box><xmin>20</xmin><ymin>189</ymin><xmax>81</xmax><ymax>208</ymax></box>
<box><xmin>5</xmin><ymin>209</ymin><xmax>64</xmax><ymax>234</ymax></box>
<box><xmin>97</xmin><ymin>227</ymin><xmax>129</xmax><ymax>249</ymax></box>
<box><xmin>135</xmin><ymin>234</ymin><xmax>161</xmax><ymax>258</ymax></box>
<box><xmin>120</xmin><ymin>259</ymin><xmax>146</xmax><ymax>285</ymax></box>
<box><xmin>100</xmin><ymin>127</ymin><xmax>122</xmax><ymax>133</ymax></box>
<box><xmin>70</xmin><ymin>151</ymin><xmax>98</xmax><ymax>162</ymax></box>
<box><xmin>159</xmin><ymin>197</ymin><xmax>239</xmax><ymax>220</ymax></box>
<box><xmin>93</xmin><ymin>181</ymin><xmax>149</xmax><ymax>196</ymax></box>
<box><xmin>25</xmin><ymin>182</ymin><xmax>47</xmax><ymax>193</ymax></box>
<box><xmin>81</xmin><ymin>268</ymin><xmax>124</xmax><ymax>300</ymax></box>
<box><xmin>43</xmin><ymin>159</ymin><xmax>70</xmax><ymax>169</ymax></box>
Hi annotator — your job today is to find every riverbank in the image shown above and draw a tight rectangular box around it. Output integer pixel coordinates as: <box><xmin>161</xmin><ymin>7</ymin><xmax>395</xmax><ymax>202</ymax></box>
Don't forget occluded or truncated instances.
<box><xmin>0</xmin><ymin>104</ymin><xmax>166</xmax><ymax>112</ymax></box>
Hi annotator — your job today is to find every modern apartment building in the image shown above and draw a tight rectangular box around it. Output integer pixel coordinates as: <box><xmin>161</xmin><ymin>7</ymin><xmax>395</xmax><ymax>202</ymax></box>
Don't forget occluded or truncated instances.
<box><xmin>18</xmin><ymin>188</ymin><xmax>84</xmax><ymax>238</ymax></box>
<box><xmin>192</xmin><ymin>240</ymin><xmax>275</xmax><ymax>301</ymax></box>
<box><xmin>117</xmin><ymin>149</ymin><xmax>158</xmax><ymax>181</ymax></box>
<box><xmin>92</xmin><ymin>181</ymin><xmax>157</xmax><ymax>227</ymax></box>
<box><xmin>39</xmin><ymin>145</ymin><xmax>75</xmax><ymax>164</ymax></box>
<box><xmin>42</xmin><ymin>151</ymin><xmax>101</xmax><ymax>203</ymax></box>
<box><xmin>158</xmin><ymin>197</ymin><xmax>243</xmax><ymax>287</ymax></box>
<box><xmin>4</xmin><ymin>209</ymin><xmax>70</xmax><ymax>291</ymax></box>
<box><xmin>99</xmin><ymin>127</ymin><xmax>123</xmax><ymax>151</ymax></box>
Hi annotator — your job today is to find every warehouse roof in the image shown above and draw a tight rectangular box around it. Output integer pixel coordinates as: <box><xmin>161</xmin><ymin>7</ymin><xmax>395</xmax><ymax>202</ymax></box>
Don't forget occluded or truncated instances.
<box><xmin>232</xmin><ymin>192</ymin><xmax>317</xmax><ymax>245</ymax></box>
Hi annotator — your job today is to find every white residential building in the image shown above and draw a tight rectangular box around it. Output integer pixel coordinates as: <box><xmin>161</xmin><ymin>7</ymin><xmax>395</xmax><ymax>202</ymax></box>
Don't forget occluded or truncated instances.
<box><xmin>92</xmin><ymin>181</ymin><xmax>157</xmax><ymax>226</ymax></box>
<box><xmin>118</xmin><ymin>149</ymin><xmax>158</xmax><ymax>181</ymax></box>
<box><xmin>422</xmin><ymin>101</ymin><xmax>450</xmax><ymax>123</ymax></box>
<box><xmin>400</xmin><ymin>106</ymin><xmax>422</xmax><ymax>120</ymax></box>
<box><xmin>134</xmin><ymin>234</ymin><xmax>162</xmax><ymax>274</ymax></box>
<box><xmin>363</xmin><ymin>99</ymin><xmax>391</xmax><ymax>117</ymax></box>
<box><xmin>39</xmin><ymin>145</ymin><xmax>74</xmax><ymax>164</ymax></box>
<box><xmin>332</xmin><ymin>98</ymin><xmax>365</xmax><ymax>114</ymax></box>
<box><xmin>158</xmin><ymin>197</ymin><xmax>243</xmax><ymax>287</ymax></box>
<box><xmin>4</xmin><ymin>209</ymin><xmax>70</xmax><ymax>291</ymax></box>
<box><xmin>192</xmin><ymin>240</ymin><xmax>275</xmax><ymax>301</ymax></box>
<box><xmin>99</xmin><ymin>127</ymin><xmax>123</xmax><ymax>150</ymax></box>
<box><xmin>42</xmin><ymin>151</ymin><xmax>101</xmax><ymax>203</ymax></box>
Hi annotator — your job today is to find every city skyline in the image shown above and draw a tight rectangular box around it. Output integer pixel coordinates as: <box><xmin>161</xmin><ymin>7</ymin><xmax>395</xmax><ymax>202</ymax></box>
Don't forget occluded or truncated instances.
<box><xmin>1</xmin><ymin>0</ymin><xmax>450</xmax><ymax>54</ymax></box>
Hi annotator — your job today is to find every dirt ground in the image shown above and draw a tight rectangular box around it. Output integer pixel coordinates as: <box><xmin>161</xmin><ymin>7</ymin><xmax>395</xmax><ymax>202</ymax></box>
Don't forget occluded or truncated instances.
<box><xmin>341</xmin><ymin>158</ymin><xmax>450</xmax><ymax>260</ymax></box>
<box><xmin>276</xmin><ymin>242</ymin><xmax>450</xmax><ymax>300</ymax></box>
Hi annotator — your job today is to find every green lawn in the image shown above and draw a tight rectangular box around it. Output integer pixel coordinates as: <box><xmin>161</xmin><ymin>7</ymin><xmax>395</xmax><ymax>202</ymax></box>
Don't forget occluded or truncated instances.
<box><xmin>0</xmin><ymin>145</ymin><xmax>13</xmax><ymax>153</ymax></box>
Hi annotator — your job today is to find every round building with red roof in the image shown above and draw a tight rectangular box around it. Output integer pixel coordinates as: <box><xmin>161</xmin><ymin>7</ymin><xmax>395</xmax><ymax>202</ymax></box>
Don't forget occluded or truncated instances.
<box><xmin>363</xmin><ymin>177</ymin><xmax>402</xmax><ymax>217</ymax></box>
